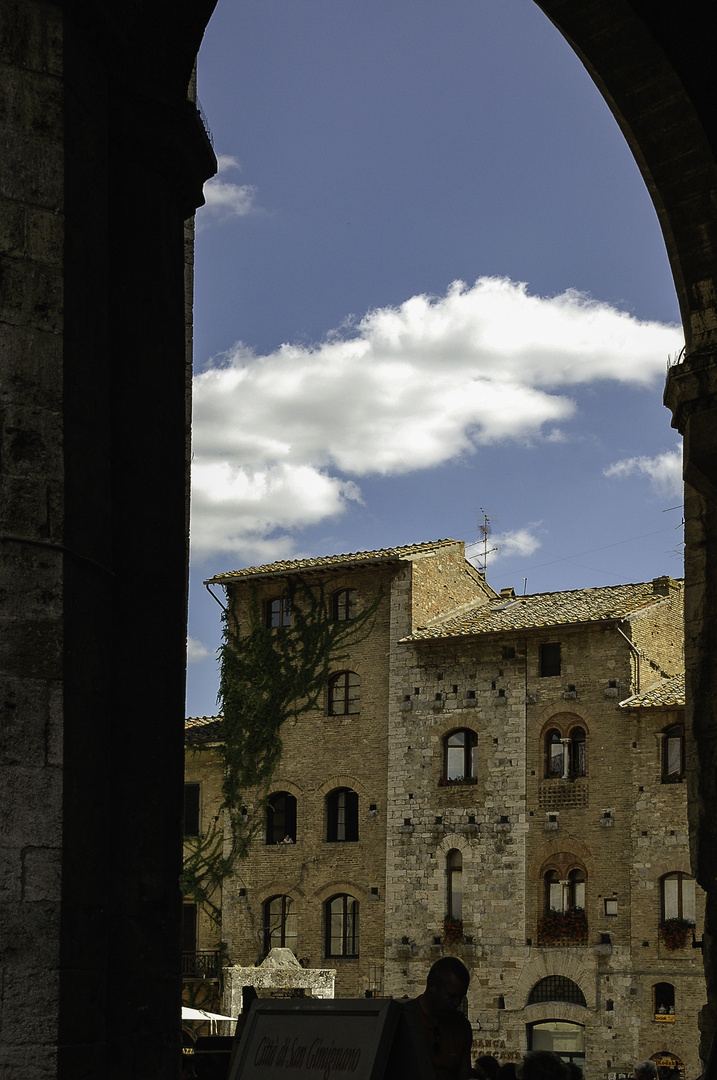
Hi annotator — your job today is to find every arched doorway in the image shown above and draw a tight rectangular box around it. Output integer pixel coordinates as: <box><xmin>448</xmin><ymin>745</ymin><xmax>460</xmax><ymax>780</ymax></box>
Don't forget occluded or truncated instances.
<box><xmin>529</xmin><ymin>1021</ymin><xmax>586</xmax><ymax>1073</ymax></box>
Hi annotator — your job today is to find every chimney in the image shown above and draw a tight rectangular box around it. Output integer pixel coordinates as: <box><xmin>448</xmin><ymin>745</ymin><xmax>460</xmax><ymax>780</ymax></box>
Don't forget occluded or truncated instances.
<box><xmin>652</xmin><ymin>576</ymin><xmax>679</xmax><ymax>596</ymax></box>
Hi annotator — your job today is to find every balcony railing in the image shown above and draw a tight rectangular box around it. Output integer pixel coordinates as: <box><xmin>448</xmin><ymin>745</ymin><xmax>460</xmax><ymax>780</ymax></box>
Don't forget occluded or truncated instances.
<box><xmin>182</xmin><ymin>951</ymin><xmax>221</xmax><ymax>979</ymax></box>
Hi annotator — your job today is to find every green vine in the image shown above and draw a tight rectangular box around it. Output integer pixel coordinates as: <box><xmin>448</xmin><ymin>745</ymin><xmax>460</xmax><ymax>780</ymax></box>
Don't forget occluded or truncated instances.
<box><xmin>182</xmin><ymin>575</ymin><xmax>381</xmax><ymax>920</ymax></box>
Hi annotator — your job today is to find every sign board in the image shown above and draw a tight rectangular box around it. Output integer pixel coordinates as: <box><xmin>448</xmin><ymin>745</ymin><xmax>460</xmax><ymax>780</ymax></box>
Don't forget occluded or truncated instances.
<box><xmin>229</xmin><ymin>998</ymin><xmax>433</xmax><ymax>1080</ymax></box>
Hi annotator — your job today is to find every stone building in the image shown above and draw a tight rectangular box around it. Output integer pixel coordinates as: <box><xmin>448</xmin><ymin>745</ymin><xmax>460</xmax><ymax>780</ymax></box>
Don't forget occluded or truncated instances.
<box><xmin>188</xmin><ymin>539</ymin><xmax>703</xmax><ymax>1078</ymax></box>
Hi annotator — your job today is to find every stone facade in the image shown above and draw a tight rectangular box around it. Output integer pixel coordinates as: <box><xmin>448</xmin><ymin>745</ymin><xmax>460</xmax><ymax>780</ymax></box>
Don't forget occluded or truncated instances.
<box><xmin>188</xmin><ymin>541</ymin><xmax>703</xmax><ymax>1079</ymax></box>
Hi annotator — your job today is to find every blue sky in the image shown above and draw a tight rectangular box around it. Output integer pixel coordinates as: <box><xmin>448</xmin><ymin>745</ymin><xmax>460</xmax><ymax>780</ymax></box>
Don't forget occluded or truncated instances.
<box><xmin>186</xmin><ymin>0</ymin><xmax>684</xmax><ymax>717</ymax></box>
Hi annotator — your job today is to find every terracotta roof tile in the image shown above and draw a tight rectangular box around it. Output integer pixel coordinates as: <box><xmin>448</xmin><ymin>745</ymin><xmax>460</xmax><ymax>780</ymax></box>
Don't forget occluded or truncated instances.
<box><xmin>619</xmin><ymin>672</ymin><xmax>685</xmax><ymax>709</ymax></box>
<box><xmin>204</xmin><ymin>539</ymin><xmax>459</xmax><ymax>584</ymax></box>
<box><xmin>403</xmin><ymin>579</ymin><xmax>682</xmax><ymax>641</ymax></box>
<box><xmin>185</xmin><ymin>715</ymin><xmax>224</xmax><ymax>744</ymax></box>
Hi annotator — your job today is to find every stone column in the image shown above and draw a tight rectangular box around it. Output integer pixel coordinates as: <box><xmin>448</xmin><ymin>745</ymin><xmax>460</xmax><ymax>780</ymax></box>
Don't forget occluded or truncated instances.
<box><xmin>665</xmin><ymin>351</ymin><xmax>717</xmax><ymax>1060</ymax></box>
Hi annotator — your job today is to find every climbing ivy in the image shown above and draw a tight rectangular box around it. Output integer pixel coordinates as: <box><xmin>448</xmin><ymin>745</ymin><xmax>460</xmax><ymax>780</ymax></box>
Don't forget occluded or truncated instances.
<box><xmin>182</xmin><ymin>575</ymin><xmax>381</xmax><ymax>921</ymax></box>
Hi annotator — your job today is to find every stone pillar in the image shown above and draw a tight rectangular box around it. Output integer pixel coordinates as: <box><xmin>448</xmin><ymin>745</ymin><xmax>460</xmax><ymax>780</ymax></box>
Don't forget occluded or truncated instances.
<box><xmin>0</xmin><ymin>2</ymin><xmax>216</xmax><ymax>1076</ymax></box>
<box><xmin>665</xmin><ymin>351</ymin><xmax>717</xmax><ymax>1061</ymax></box>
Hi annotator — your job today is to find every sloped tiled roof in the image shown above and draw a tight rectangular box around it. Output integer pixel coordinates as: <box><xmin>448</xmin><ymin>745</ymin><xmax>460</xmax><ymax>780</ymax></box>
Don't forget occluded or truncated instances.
<box><xmin>185</xmin><ymin>715</ymin><xmax>224</xmax><ymax>745</ymax></box>
<box><xmin>205</xmin><ymin>539</ymin><xmax>458</xmax><ymax>585</ymax></box>
<box><xmin>403</xmin><ymin>579</ymin><xmax>681</xmax><ymax>641</ymax></box>
<box><xmin>619</xmin><ymin>671</ymin><xmax>685</xmax><ymax>709</ymax></box>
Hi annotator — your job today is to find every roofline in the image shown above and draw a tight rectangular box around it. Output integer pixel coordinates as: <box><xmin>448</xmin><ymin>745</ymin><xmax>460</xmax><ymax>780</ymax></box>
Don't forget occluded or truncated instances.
<box><xmin>204</xmin><ymin>539</ymin><xmax>462</xmax><ymax>586</ymax></box>
<box><xmin>400</xmin><ymin>614</ymin><xmax>632</xmax><ymax>644</ymax></box>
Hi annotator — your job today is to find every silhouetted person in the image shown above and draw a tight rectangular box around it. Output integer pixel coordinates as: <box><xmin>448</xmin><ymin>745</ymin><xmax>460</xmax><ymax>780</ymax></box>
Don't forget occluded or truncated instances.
<box><xmin>633</xmin><ymin>1062</ymin><xmax>659</xmax><ymax>1080</ymax></box>
<box><xmin>410</xmin><ymin>957</ymin><xmax>472</xmax><ymax>1080</ymax></box>
<box><xmin>519</xmin><ymin>1051</ymin><xmax>570</xmax><ymax>1080</ymax></box>
<box><xmin>476</xmin><ymin>1056</ymin><xmax>500</xmax><ymax>1080</ymax></box>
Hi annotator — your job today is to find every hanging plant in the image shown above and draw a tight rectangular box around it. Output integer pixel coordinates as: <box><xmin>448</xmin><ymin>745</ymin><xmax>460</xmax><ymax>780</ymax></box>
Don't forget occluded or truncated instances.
<box><xmin>659</xmin><ymin>917</ymin><xmax>694</xmax><ymax>950</ymax></box>
<box><xmin>537</xmin><ymin>907</ymin><xmax>588</xmax><ymax>946</ymax></box>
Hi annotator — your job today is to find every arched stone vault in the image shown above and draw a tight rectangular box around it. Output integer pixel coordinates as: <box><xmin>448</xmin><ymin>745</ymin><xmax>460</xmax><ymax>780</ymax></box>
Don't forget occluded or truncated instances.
<box><xmin>3</xmin><ymin>1</ymin><xmax>717</xmax><ymax>1073</ymax></box>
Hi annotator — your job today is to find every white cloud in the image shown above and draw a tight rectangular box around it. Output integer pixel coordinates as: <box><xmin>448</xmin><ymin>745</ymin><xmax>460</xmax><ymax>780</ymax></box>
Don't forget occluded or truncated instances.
<box><xmin>200</xmin><ymin>155</ymin><xmax>257</xmax><ymax>221</ymax></box>
<box><xmin>467</xmin><ymin>524</ymin><xmax>543</xmax><ymax>570</ymax></box>
<box><xmin>190</xmin><ymin>461</ymin><xmax>362</xmax><ymax>560</ymax></box>
<box><xmin>187</xmin><ymin>637</ymin><xmax>212</xmax><ymax>663</ymax></box>
<box><xmin>192</xmin><ymin>277</ymin><xmax>683</xmax><ymax>561</ymax></box>
<box><xmin>603</xmin><ymin>446</ymin><xmax>683</xmax><ymax>496</ymax></box>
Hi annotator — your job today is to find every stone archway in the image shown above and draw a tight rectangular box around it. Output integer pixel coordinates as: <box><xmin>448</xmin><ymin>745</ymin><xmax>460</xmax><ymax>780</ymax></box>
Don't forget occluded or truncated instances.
<box><xmin>530</xmin><ymin>5</ymin><xmax>717</xmax><ymax>1059</ymax></box>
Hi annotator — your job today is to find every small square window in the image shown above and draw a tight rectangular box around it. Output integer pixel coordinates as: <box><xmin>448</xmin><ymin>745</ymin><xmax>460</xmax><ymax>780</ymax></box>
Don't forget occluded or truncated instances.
<box><xmin>605</xmin><ymin>898</ymin><xmax>618</xmax><ymax>916</ymax></box>
<box><xmin>539</xmin><ymin>642</ymin><xmax>561</xmax><ymax>677</ymax></box>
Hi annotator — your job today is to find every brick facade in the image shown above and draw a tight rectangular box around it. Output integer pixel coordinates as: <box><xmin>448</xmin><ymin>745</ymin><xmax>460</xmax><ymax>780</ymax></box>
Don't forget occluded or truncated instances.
<box><xmin>187</xmin><ymin>542</ymin><xmax>703</xmax><ymax>1079</ymax></box>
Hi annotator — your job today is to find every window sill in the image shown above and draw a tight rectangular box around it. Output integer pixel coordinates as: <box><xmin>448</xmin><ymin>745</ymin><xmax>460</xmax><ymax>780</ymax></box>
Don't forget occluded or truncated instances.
<box><xmin>654</xmin><ymin>1015</ymin><xmax>676</xmax><ymax>1022</ymax></box>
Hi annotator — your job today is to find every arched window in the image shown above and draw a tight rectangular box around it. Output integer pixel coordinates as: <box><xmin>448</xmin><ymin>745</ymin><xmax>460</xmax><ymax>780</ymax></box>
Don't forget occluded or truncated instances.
<box><xmin>325</xmin><ymin>894</ymin><xmax>359</xmax><ymax>957</ymax></box>
<box><xmin>545</xmin><ymin>730</ymin><xmax>563</xmax><ymax>777</ymax></box>
<box><xmin>266</xmin><ymin>791</ymin><xmax>297</xmax><ymax>844</ymax></box>
<box><xmin>661</xmin><ymin>872</ymin><xmax>696</xmax><ymax>923</ymax></box>
<box><xmin>326</xmin><ymin>788</ymin><xmax>359</xmax><ymax>842</ymax></box>
<box><xmin>332</xmin><ymin>588</ymin><xmax>357</xmax><ymax>622</ymax></box>
<box><xmin>543</xmin><ymin>722</ymin><xmax>587</xmax><ymax>778</ymax></box>
<box><xmin>444</xmin><ymin>729</ymin><xmax>477</xmax><ymax>782</ymax></box>
<box><xmin>447</xmin><ymin>849</ymin><xmax>463</xmax><ymax>920</ymax></box>
<box><xmin>545</xmin><ymin>869</ymin><xmax>562</xmax><ymax>912</ymax></box>
<box><xmin>528</xmin><ymin>977</ymin><xmax>586</xmax><ymax>1007</ymax></box>
<box><xmin>570</xmin><ymin>728</ymin><xmax>586</xmax><ymax>777</ymax></box>
<box><xmin>569</xmin><ymin>868</ymin><xmax>586</xmax><ymax>910</ymax></box>
<box><xmin>653</xmin><ymin>982</ymin><xmax>675</xmax><ymax>1018</ymax></box>
<box><xmin>264</xmin><ymin>895</ymin><xmax>297</xmax><ymax>951</ymax></box>
<box><xmin>663</xmin><ymin>724</ymin><xmax>685</xmax><ymax>782</ymax></box>
<box><xmin>266</xmin><ymin>595</ymin><xmax>292</xmax><ymax>628</ymax></box>
<box><xmin>328</xmin><ymin>671</ymin><xmax>360</xmax><ymax>715</ymax></box>
<box><xmin>544</xmin><ymin>867</ymin><xmax>586</xmax><ymax>912</ymax></box>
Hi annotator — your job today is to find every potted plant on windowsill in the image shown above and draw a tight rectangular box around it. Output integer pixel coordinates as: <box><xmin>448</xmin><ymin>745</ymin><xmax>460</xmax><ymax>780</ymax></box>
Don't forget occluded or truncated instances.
<box><xmin>443</xmin><ymin>917</ymin><xmax>464</xmax><ymax>944</ymax></box>
<box><xmin>537</xmin><ymin>908</ymin><xmax>588</xmax><ymax>946</ymax></box>
<box><xmin>659</xmin><ymin>917</ymin><xmax>695</xmax><ymax>950</ymax></box>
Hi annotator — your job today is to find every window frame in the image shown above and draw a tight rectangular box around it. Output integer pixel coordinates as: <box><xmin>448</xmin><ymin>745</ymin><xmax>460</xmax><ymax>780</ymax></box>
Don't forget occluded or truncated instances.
<box><xmin>539</xmin><ymin>642</ymin><xmax>562</xmax><ymax>677</ymax></box>
<box><xmin>542</xmin><ymin>720</ymin><xmax>588</xmax><ymax>779</ymax></box>
<box><xmin>266</xmin><ymin>791</ymin><xmax>297</xmax><ymax>845</ymax></box>
<box><xmin>662</xmin><ymin>723</ymin><xmax>686</xmax><ymax>782</ymax></box>
<box><xmin>331</xmin><ymin>588</ymin><xmax>357</xmax><ymax>622</ymax></box>
<box><xmin>543</xmin><ymin>864</ymin><xmax>587</xmax><ymax>914</ymax></box>
<box><xmin>328</xmin><ymin>670</ymin><xmax>360</xmax><ymax>716</ymax></box>
<box><xmin>447</xmin><ymin>848</ymin><xmax>463</xmax><ymax>921</ymax></box>
<box><xmin>325</xmin><ymin>894</ymin><xmax>359</xmax><ymax>958</ymax></box>
<box><xmin>443</xmin><ymin>728</ymin><xmax>478</xmax><ymax>782</ymax></box>
<box><xmin>266</xmin><ymin>595</ymin><xmax>292</xmax><ymax>628</ymax></box>
<box><xmin>264</xmin><ymin>894</ymin><xmax>297</xmax><ymax>952</ymax></box>
<box><xmin>326</xmin><ymin>787</ymin><xmax>359</xmax><ymax>842</ymax></box>
<box><xmin>569</xmin><ymin>727</ymin><xmax>586</xmax><ymax>777</ymax></box>
<box><xmin>653</xmin><ymin>982</ymin><xmax>675</xmax><ymax>1018</ymax></box>
<box><xmin>660</xmin><ymin>871</ymin><xmax>696</xmax><ymax>923</ymax></box>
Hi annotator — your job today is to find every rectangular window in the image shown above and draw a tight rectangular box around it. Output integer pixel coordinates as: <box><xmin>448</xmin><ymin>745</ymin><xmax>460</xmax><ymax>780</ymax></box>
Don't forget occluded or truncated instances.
<box><xmin>183</xmin><ymin>783</ymin><xmax>200</xmax><ymax>836</ymax></box>
<box><xmin>182</xmin><ymin>903</ymin><xmax>197</xmax><ymax>953</ymax></box>
<box><xmin>604</xmin><ymin>899</ymin><xmax>618</xmax><ymax>916</ymax></box>
<box><xmin>539</xmin><ymin>643</ymin><xmax>561</xmax><ymax>677</ymax></box>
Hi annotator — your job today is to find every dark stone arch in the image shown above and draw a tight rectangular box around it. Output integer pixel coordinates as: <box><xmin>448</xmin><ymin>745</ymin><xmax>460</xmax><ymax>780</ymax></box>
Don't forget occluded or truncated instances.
<box><xmin>535</xmin><ymin>2</ymin><xmax>717</xmax><ymax>1062</ymax></box>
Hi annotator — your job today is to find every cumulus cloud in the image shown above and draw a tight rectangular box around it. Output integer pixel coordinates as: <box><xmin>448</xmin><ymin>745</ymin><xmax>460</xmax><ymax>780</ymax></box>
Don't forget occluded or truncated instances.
<box><xmin>603</xmin><ymin>446</ymin><xmax>683</xmax><ymax>496</ymax></box>
<box><xmin>191</xmin><ymin>277</ymin><xmax>682</xmax><ymax>561</ymax></box>
<box><xmin>187</xmin><ymin>637</ymin><xmax>212</xmax><ymax>663</ymax></box>
<box><xmin>467</xmin><ymin>524</ymin><xmax>543</xmax><ymax>571</ymax></box>
<box><xmin>200</xmin><ymin>155</ymin><xmax>257</xmax><ymax>221</ymax></box>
